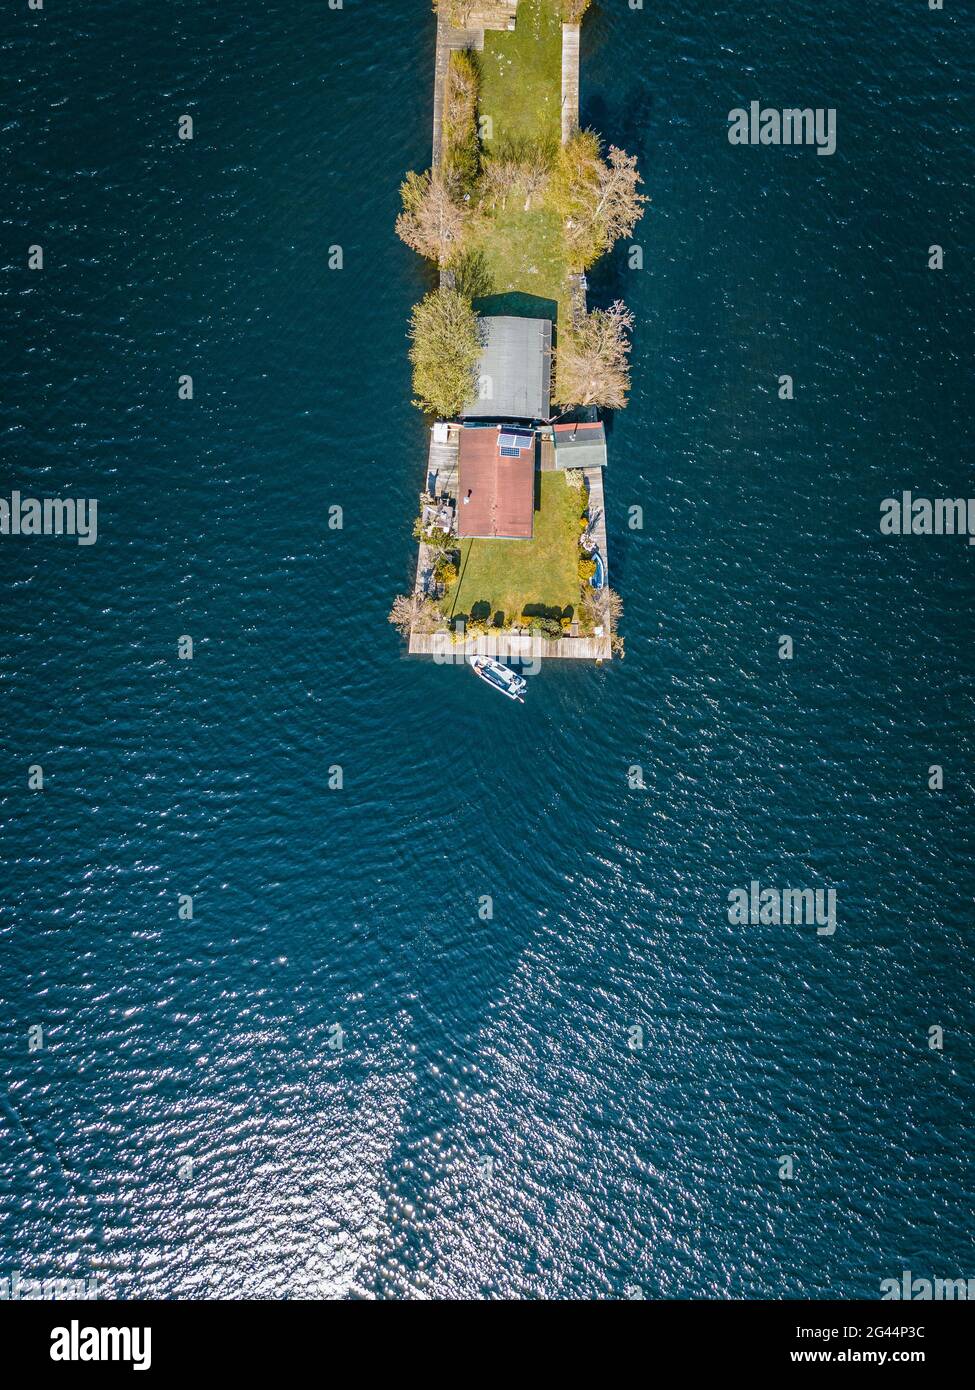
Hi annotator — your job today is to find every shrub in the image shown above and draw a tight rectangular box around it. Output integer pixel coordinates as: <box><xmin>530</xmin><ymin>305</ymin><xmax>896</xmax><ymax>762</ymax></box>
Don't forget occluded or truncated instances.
<box><xmin>388</xmin><ymin>593</ymin><xmax>444</xmax><ymax>637</ymax></box>
<box><xmin>523</xmin><ymin>612</ymin><xmax>564</xmax><ymax>640</ymax></box>
<box><xmin>408</xmin><ymin>288</ymin><xmax>483</xmax><ymax>417</ymax></box>
<box><xmin>452</xmin><ymin>248</ymin><xmax>493</xmax><ymax>301</ymax></box>
<box><xmin>435</xmin><ymin>556</ymin><xmax>459</xmax><ymax>588</ymax></box>
<box><xmin>443</xmin><ymin>49</ymin><xmax>481</xmax><ymax>195</ymax></box>
<box><xmin>479</xmin><ymin>140</ymin><xmax>553</xmax><ymax>214</ymax></box>
<box><xmin>414</xmin><ymin>517</ymin><xmax>457</xmax><ymax>554</ymax></box>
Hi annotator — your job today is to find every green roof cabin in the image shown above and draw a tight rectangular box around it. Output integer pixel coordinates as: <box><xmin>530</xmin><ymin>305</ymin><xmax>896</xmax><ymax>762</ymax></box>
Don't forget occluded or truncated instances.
<box><xmin>552</xmin><ymin>421</ymin><xmax>607</xmax><ymax>471</ymax></box>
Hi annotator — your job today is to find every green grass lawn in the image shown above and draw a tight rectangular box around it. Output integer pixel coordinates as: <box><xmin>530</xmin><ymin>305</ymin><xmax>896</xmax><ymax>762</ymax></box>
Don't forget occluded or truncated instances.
<box><xmin>479</xmin><ymin>0</ymin><xmax>563</xmax><ymax>150</ymax></box>
<box><xmin>473</xmin><ymin>0</ymin><xmax>571</xmax><ymax>325</ymax></box>
<box><xmin>447</xmin><ymin>470</ymin><xmax>583</xmax><ymax>626</ymax></box>
<box><xmin>473</xmin><ymin>202</ymin><xmax>566</xmax><ymax>315</ymax></box>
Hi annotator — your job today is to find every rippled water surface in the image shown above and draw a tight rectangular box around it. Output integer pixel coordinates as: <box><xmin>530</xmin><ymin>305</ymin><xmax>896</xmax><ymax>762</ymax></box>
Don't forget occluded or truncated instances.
<box><xmin>1</xmin><ymin>1</ymin><xmax>973</xmax><ymax>1298</ymax></box>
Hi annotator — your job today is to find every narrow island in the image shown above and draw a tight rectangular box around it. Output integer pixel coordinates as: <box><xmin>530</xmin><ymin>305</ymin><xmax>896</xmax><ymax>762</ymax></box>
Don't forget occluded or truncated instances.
<box><xmin>389</xmin><ymin>0</ymin><xmax>646</xmax><ymax>666</ymax></box>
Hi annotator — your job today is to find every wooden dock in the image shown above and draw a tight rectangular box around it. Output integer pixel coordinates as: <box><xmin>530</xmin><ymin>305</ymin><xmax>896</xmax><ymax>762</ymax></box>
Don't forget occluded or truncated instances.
<box><xmin>567</xmin><ymin>271</ymin><xmax>588</xmax><ymax>331</ymax></box>
<box><xmin>409</xmin><ymin>628</ymin><xmax>611</xmax><ymax>662</ymax></box>
<box><xmin>585</xmin><ymin>465</ymin><xmax>608</xmax><ymax>571</ymax></box>
<box><xmin>427</xmin><ymin>422</ymin><xmax>460</xmax><ymax>497</ymax></box>
<box><xmin>432</xmin><ymin>16</ymin><xmax>484</xmax><ymax>171</ymax></box>
<box><xmin>561</xmin><ymin>23</ymin><xmax>580</xmax><ymax>144</ymax></box>
<box><xmin>432</xmin><ymin>5</ymin><xmax>516</xmax><ymax>170</ymax></box>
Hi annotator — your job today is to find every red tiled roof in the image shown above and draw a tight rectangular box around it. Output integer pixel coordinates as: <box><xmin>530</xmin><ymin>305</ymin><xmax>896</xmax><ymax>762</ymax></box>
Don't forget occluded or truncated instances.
<box><xmin>457</xmin><ymin>427</ymin><xmax>534</xmax><ymax>540</ymax></box>
<box><xmin>553</xmin><ymin>422</ymin><xmax>603</xmax><ymax>434</ymax></box>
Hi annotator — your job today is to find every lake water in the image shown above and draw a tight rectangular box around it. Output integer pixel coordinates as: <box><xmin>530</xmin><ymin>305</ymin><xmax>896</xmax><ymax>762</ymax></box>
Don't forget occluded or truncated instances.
<box><xmin>1</xmin><ymin>0</ymin><xmax>972</xmax><ymax>1298</ymax></box>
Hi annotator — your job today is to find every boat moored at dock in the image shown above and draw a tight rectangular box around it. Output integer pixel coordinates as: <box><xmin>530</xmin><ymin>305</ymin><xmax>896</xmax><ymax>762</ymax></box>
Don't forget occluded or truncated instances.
<box><xmin>469</xmin><ymin>655</ymin><xmax>527</xmax><ymax>702</ymax></box>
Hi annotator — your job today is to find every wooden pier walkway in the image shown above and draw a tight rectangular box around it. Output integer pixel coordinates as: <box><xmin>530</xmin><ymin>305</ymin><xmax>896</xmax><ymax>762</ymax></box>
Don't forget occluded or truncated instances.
<box><xmin>432</xmin><ymin>15</ymin><xmax>484</xmax><ymax>171</ymax></box>
<box><xmin>409</xmin><ymin>628</ymin><xmax>611</xmax><ymax>662</ymax></box>
<box><xmin>427</xmin><ymin>422</ymin><xmax>460</xmax><ymax>496</ymax></box>
<box><xmin>585</xmin><ymin>465</ymin><xmax>609</xmax><ymax>576</ymax></box>
<box><xmin>561</xmin><ymin>23</ymin><xmax>580</xmax><ymax>144</ymax></box>
<box><xmin>568</xmin><ymin>271</ymin><xmax>588</xmax><ymax>330</ymax></box>
<box><xmin>432</xmin><ymin>5</ymin><xmax>516</xmax><ymax>170</ymax></box>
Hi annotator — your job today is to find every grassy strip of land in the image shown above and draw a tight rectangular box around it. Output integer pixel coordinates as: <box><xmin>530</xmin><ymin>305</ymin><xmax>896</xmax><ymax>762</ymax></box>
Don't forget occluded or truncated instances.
<box><xmin>479</xmin><ymin>0</ymin><xmax>563</xmax><ymax>150</ymax></box>
<box><xmin>471</xmin><ymin>203</ymin><xmax>567</xmax><ymax>320</ymax></box>
<box><xmin>474</xmin><ymin>0</ymin><xmax>568</xmax><ymax>320</ymax></box>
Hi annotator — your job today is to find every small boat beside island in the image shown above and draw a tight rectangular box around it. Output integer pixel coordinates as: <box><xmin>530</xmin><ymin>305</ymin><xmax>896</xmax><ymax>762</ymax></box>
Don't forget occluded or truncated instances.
<box><xmin>469</xmin><ymin>655</ymin><xmax>527</xmax><ymax>702</ymax></box>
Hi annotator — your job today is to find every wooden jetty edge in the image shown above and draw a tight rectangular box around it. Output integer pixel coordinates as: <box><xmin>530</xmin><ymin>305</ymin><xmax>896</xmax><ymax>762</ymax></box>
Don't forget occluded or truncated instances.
<box><xmin>408</xmin><ymin>4</ymin><xmax>614</xmax><ymax>665</ymax></box>
<box><xmin>561</xmin><ymin>22</ymin><xmax>581</xmax><ymax>144</ymax></box>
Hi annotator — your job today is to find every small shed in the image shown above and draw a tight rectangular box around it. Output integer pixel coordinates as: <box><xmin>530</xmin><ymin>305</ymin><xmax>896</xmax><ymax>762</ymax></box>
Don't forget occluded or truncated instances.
<box><xmin>552</xmin><ymin>421</ymin><xmax>607</xmax><ymax>470</ymax></box>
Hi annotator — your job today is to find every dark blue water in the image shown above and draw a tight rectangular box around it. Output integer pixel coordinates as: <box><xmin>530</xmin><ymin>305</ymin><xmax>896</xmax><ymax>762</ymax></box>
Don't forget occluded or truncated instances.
<box><xmin>1</xmin><ymin>0</ymin><xmax>972</xmax><ymax>1299</ymax></box>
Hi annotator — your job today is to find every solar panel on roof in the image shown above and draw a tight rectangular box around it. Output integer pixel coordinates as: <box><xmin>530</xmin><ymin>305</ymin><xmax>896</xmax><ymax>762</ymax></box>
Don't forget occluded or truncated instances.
<box><xmin>499</xmin><ymin>446</ymin><xmax>521</xmax><ymax>458</ymax></box>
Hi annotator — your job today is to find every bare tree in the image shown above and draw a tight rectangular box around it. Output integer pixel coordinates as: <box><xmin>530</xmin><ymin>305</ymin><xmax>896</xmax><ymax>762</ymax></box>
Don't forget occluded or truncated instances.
<box><xmin>388</xmin><ymin>593</ymin><xmax>444</xmax><ymax>638</ymax></box>
<box><xmin>554</xmin><ymin>300</ymin><xmax>635</xmax><ymax>409</ymax></box>
<box><xmin>581</xmin><ymin>585</ymin><xmax>624</xmax><ymax>655</ymax></box>
<box><xmin>551</xmin><ymin>131</ymin><xmax>647</xmax><ymax>270</ymax></box>
<box><xmin>604</xmin><ymin>587</ymin><xmax>623</xmax><ymax>630</ymax></box>
<box><xmin>479</xmin><ymin>141</ymin><xmax>551</xmax><ymax>214</ymax></box>
<box><xmin>597</xmin><ymin>146</ymin><xmax>646</xmax><ymax>243</ymax></box>
<box><xmin>396</xmin><ymin>170</ymin><xmax>470</xmax><ymax>266</ymax></box>
<box><xmin>519</xmin><ymin>148</ymin><xmax>550</xmax><ymax>211</ymax></box>
<box><xmin>607</xmin><ymin>584</ymin><xmax>625</xmax><ymax>656</ymax></box>
<box><xmin>479</xmin><ymin>157</ymin><xmax>521</xmax><ymax>213</ymax></box>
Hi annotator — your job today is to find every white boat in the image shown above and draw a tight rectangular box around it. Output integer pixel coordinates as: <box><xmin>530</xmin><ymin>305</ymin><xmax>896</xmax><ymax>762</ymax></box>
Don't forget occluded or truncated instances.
<box><xmin>469</xmin><ymin>655</ymin><xmax>526</xmax><ymax>702</ymax></box>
